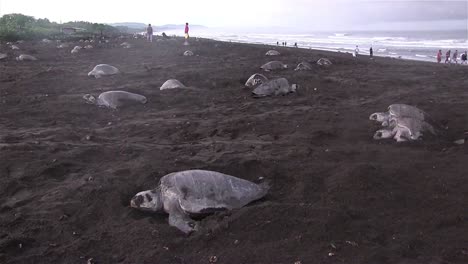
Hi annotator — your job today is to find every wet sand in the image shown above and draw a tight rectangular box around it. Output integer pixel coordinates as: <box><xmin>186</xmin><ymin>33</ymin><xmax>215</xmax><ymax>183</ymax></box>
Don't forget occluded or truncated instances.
<box><xmin>0</xmin><ymin>37</ymin><xmax>467</xmax><ymax>264</ymax></box>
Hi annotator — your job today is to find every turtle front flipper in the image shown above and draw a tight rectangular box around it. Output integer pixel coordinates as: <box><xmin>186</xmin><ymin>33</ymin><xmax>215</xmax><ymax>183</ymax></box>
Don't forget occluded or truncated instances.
<box><xmin>167</xmin><ymin>199</ymin><xmax>198</xmax><ymax>234</ymax></box>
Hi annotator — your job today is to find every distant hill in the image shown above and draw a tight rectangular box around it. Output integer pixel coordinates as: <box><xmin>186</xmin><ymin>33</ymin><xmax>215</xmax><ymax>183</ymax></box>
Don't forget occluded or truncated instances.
<box><xmin>109</xmin><ymin>22</ymin><xmax>147</xmax><ymax>29</ymax></box>
<box><xmin>154</xmin><ymin>24</ymin><xmax>207</xmax><ymax>32</ymax></box>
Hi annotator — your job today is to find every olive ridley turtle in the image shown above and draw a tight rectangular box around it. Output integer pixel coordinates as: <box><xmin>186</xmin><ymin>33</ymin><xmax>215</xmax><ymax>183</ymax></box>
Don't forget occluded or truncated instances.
<box><xmin>265</xmin><ymin>50</ymin><xmax>280</xmax><ymax>56</ymax></box>
<box><xmin>294</xmin><ymin>62</ymin><xmax>313</xmax><ymax>71</ymax></box>
<box><xmin>16</xmin><ymin>54</ymin><xmax>37</xmax><ymax>61</ymax></box>
<box><xmin>245</xmin><ymin>73</ymin><xmax>268</xmax><ymax>88</ymax></box>
<box><xmin>0</xmin><ymin>53</ymin><xmax>7</xmax><ymax>60</ymax></box>
<box><xmin>373</xmin><ymin>117</ymin><xmax>437</xmax><ymax>142</ymax></box>
<box><xmin>130</xmin><ymin>170</ymin><xmax>269</xmax><ymax>234</ymax></box>
<box><xmin>369</xmin><ymin>104</ymin><xmax>429</xmax><ymax>126</ymax></box>
<box><xmin>183</xmin><ymin>50</ymin><xmax>194</xmax><ymax>56</ymax></box>
<box><xmin>88</xmin><ymin>64</ymin><xmax>119</xmax><ymax>78</ymax></box>
<box><xmin>160</xmin><ymin>79</ymin><xmax>186</xmax><ymax>90</ymax></box>
<box><xmin>260</xmin><ymin>61</ymin><xmax>288</xmax><ymax>71</ymax></box>
<box><xmin>370</xmin><ymin>104</ymin><xmax>440</xmax><ymax>142</ymax></box>
<box><xmin>252</xmin><ymin>78</ymin><xmax>297</xmax><ymax>98</ymax></box>
<box><xmin>83</xmin><ymin>91</ymin><xmax>147</xmax><ymax>109</ymax></box>
<box><xmin>317</xmin><ymin>58</ymin><xmax>332</xmax><ymax>66</ymax></box>
<box><xmin>120</xmin><ymin>42</ymin><xmax>132</xmax><ymax>48</ymax></box>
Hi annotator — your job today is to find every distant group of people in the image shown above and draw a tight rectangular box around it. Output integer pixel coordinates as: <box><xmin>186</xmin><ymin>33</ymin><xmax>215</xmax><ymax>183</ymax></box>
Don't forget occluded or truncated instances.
<box><xmin>436</xmin><ymin>49</ymin><xmax>467</xmax><ymax>64</ymax></box>
<box><xmin>276</xmin><ymin>41</ymin><xmax>298</xmax><ymax>48</ymax></box>
<box><xmin>353</xmin><ymin>45</ymin><xmax>373</xmax><ymax>59</ymax></box>
<box><xmin>145</xmin><ymin>22</ymin><xmax>190</xmax><ymax>43</ymax></box>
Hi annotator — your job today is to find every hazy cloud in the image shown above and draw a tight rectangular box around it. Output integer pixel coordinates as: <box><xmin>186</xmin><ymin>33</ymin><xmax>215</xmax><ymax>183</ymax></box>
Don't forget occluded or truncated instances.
<box><xmin>1</xmin><ymin>0</ymin><xmax>466</xmax><ymax>30</ymax></box>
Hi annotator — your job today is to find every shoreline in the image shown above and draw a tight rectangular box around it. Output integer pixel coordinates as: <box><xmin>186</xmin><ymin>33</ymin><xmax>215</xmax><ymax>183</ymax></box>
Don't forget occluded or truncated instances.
<box><xmin>165</xmin><ymin>33</ymin><xmax>468</xmax><ymax>64</ymax></box>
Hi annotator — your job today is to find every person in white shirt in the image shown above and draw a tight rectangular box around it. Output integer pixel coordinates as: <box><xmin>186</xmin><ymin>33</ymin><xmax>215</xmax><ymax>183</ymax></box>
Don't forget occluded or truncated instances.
<box><xmin>354</xmin><ymin>45</ymin><xmax>359</xmax><ymax>57</ymax></box>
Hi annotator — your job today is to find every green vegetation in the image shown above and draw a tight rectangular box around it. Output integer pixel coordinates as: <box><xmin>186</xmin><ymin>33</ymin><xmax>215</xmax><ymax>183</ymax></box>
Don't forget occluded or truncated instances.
<box><xmin>0</xmin><ymin>13</ymin><xmax>120</xmax><ymax>41</ymax></box>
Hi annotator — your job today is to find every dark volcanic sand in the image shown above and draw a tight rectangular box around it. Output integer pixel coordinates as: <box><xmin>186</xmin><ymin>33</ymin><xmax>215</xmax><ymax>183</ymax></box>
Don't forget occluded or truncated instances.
<box><xmin>0</xmin><ymin>37</ymin><xmax>467</xmax><ymax>264</ymax></box>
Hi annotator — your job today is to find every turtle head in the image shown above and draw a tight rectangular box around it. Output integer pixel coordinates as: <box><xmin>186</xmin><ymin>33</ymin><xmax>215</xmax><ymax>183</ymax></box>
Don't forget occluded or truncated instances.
<box><xmin>369</xmin><ymin>112</ymin><xmax>390</xmax><ymax>124</ymax></box>
<box><xmin>291</xmin><ymin>84</ymin><xmax>298</xmax><ymax>93</ymax></box>
<box><xmin>373</xmin><ymin>129</ymin><xmax>395</xmax><ymax>140</ymax></box>
<box><xmin>130</xmin><ymin>189</ymin><xmax>163</xmax><ymax>212</ymax></box>
<box><xmin>82</xmin><ymin>94</ymin><xmax>96</xmax><ymax>104</ymax></box>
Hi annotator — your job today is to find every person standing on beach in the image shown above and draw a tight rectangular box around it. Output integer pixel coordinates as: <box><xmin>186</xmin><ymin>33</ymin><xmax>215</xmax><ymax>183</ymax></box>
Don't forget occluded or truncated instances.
<box><xmin>453</xmin><ymin>50</ymin><xmax>458</xmax><ymax>64</ymax></box>
<box><xmin>184</xmin><ymin>23</ymin><xmax>190</xmax><ymax>40</ymax></box>
<box><xmin>354</xmin><ymin>45</ymin><xmax>359</xmax><ymax>57</ymax></box>
<box><xmin>369</xmin><ymin>46</ymin><xmax>373</xmax><ymax>58</ymax></box>
<box><xmin>146</xmin><ymin>24</ymin><xmax>153</xmax><ymax>42</ymax></box>
<box><xmin>461</xmin><ymin>51</ymin><xmax>467</xmax><ymax>64</ymax></box>
<box><xmin>445</xmin><ymin>50</ymin><xmax>451</xmax><ymax>63</ymax></box>
<box><xmin>436</xmin><ymin>50</ymin><xmax>442</xmax><ymax>63</ymax></box>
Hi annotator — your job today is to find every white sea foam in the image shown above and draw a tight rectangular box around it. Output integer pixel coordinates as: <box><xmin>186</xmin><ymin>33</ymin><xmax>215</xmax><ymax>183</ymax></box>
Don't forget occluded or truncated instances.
<box><xmin>163</xmin><ymin>29</ymin><xmax>467</xmax><ymax>63</ymax></box>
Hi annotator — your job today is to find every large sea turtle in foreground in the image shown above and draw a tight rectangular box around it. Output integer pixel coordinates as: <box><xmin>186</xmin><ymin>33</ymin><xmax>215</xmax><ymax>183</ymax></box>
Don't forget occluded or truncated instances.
<box><xmin>88</xmin><ymin>64</ymin><xmax>119</xmax><ymax>78</ymax></box>
<box><xmin>83</xmin><ymin>91</ymin><xmax>147</xmax><ymax>109</ymax></box>
<box><xmin>252</xmin><ymin>78</ymin><xmax>297</xmax><ymax>98</ymax></box>
<box><xmin>260</xmin><ymin>61</ymin><xmax>288</xmax><ymax>71</ymax></box>
<box><xmin>244</xmin><ymin>73</ymin><xmax>268</xmax><ymax>88</ymax></box>
<box><xmin>130</xmin><ymin>170</ymin><xmax>269</xmax><ymax>234</ymax></box>
<box><xmin>0</xmin><ymin>53</ymin><xmax>7</xmax><ymax>60</ymax></box>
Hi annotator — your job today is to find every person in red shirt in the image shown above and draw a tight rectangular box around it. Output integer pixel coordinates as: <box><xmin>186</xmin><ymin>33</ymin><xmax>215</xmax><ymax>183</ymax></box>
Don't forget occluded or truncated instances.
<box><xmin>436</xmin><ymin>50</ymin><xmax>442</xmax><ymax>63</ymax></box>
<box><xmin>184</xmin><ymin>23</ymin><xmax>189</xmax><ymax>40</ymax></box>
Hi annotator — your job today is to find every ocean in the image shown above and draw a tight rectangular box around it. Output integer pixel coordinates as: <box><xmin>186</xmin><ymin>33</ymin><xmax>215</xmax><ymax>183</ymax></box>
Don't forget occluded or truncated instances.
<box><xmin>162</xmin><ymin>29</ymin><xmax>468</xmax><ymax>63</ymax></box>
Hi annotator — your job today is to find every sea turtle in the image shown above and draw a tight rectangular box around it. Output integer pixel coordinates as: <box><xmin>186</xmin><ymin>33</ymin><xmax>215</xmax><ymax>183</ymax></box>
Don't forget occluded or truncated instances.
<box><xmin>252</xmin><ymin>78</ymin><xmax>297</xmax><ymax>98</ymax></box>
<box><xmin>260</xmin><ymin>61</ymin><xmax>288</xmax><ymax>71</ymax></box>
<box><xmin>265</xmin><ymin>50</ymin><xmax>280</xmax><ymax>56</ymax></box>
<box><xmin>130</xmin><ymin>170</ymin><xmax>269</xmax><ymax>234</ymax></box>
<box><xmin>317</xmin><ymin>58</ymin><xmax>332</xmax><ymax>66</ymax></box>
<box><xmin>42</xmin><ymin>39</ymin><xmax>52</xmax><ymax>43</ymax></box>
<box><xmin>183</xmin><ymin>50</ymin><xmax>194</xmax><ymax>56</ymax></box>
<box><xmin>88</xmin><ymin>64</ymin><xmax>119</xmax><ymax>78</ymax></box>
<box><xmin>120</xmin><ymin>42</ymin><xmax>131</xmax><ymax>48</ymax></box>
<box><xmin>11</xmin><ymin>45</ymin><xmax>20</xmax><ymax>50</ymax></box>
<box><xmin>294</xmin><ymin>62</ymin><xmax>312</xmax><ymax>71</ymax></box>
<box><xmin>84</xmin><ymin>45</ymin><xmax>93</xmax><ymax>49</ymax></box>
<box><xmin>245</xmin><ymin>73</ymin><xmax>268</xmax><ymax>88</ymax></box>
<box><xmin>71</xmin><ymin>47</ymin><xmax>80</xmax><ymax>54</ymax></box>
<box><xmin>369</xmin><ymin>104</ymin><xmax>429</xmax><ymax>126</ymax></box>
<box><xmin>373</xmin><ymin>116</ymin><xmax>437</xmax><ymax>142</ymax></box>
<box><xmin>160</xmin><ymin>79</ymin><xmax>186</xmax><ymax>90</ymax></box>
<box><xmin>16</xmin><ymin>54</ymin><xmax>37</xmax><ymax>61</ymax></box>
<box><xmin>0</xmin><ymin>53</ymin><xmax>7</xmax><ymax>60</ymax></box>
<box><xmin>83</xmin><ymin>91</ymin><xmax>147</xmax><ymax>109</ymax></box>
<box><xmin>57</xmin><ymin>43</ymin><xmax>69</xmax><ymax>49</ymax></box>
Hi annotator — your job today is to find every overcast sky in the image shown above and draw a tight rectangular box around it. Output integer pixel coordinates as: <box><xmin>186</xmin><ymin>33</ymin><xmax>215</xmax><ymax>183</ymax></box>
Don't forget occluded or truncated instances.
<box><xmin>0</xmin><ymin>0</ymin><xmax>467</xmax><ymax>31</ymax></box>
